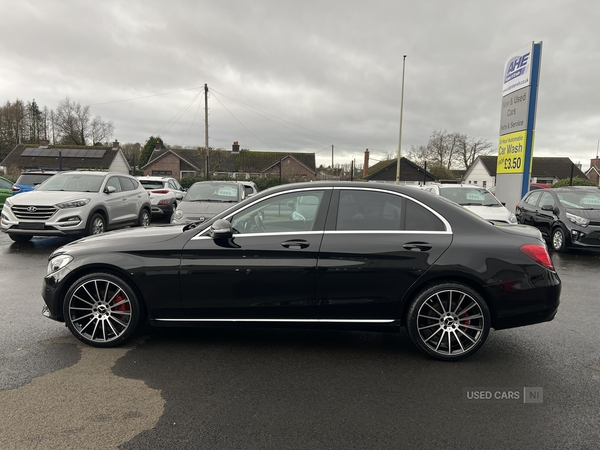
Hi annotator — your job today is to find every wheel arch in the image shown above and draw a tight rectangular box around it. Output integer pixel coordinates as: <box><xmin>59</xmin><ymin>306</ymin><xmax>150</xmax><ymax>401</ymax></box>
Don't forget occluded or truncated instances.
<box><xmin>54</xmin><ymin>264</ymin><xmax>147</xmax><ymax>322</ymax></box>
<box><xmin>399</xmin><ymin>275</ymin><xmax>497</xmax><ymax>328</ymax></box>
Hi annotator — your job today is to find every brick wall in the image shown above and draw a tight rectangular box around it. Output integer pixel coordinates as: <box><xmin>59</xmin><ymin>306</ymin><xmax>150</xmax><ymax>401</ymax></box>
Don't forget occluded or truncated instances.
<box><xmin>143</xmin><ymin>153</ymin><xmax>182</xmax><ymax>178</ymax></box>
<box><xmin>262</xmin><ymin>158</ymin><xmax>315</xmax><ymax>180</ymax></box>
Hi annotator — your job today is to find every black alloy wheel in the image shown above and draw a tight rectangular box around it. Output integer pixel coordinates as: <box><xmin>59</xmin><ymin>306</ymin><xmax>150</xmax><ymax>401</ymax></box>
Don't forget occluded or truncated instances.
<box><xmin>63</xmin><ymin>273</ymin><xmax>141</xmax><ymax>347</ymax></box>
<box><xmin>406</xmin><ymin>283</ymin><xmax>491</xmax><ymax>361</ymax></box>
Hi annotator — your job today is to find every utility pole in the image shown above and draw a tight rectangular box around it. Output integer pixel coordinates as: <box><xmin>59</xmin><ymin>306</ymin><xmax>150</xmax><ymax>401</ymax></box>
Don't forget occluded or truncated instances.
<box><xmin>204</xmin><ymin>83</ymin><xmax>209</xmax><ymax>180</ymax></box>
<box><xmin>331</xmin><ymin>144</ymin><xmax>334</xmax><ymax>169</ymax></box>
<box><xmin>395</xmin><ymin>55</ymin><xmax>407</xmax><ymax>185</ymax></box>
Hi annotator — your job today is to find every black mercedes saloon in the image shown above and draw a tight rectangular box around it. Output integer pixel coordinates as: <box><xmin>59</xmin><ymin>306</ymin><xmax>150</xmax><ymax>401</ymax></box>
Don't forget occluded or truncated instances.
<box><xmin>42</xmin><ymin>182</ymin><xmax>561</xmax><ymax>361</ymax></box>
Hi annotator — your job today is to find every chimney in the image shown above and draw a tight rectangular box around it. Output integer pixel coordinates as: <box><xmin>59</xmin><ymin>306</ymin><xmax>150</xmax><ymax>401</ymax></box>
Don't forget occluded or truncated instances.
<box><xmin>232</xmin><ymin>141</ymin><xmax>240</xmax><ymax>153</ymax></box>
<box><xmin>363</xmin><ymin>149</ymin><xmax>370</xmax><ymax>177</ymax></box>
<box><xmin>113</xmin><ymin>139</ymin><xmax>119</xmax><ymax>149</ymax></box>
<box><xmin>155</xmin><ymin>139</ymin><xmax>162</xmax><ymax>150</ymax></box>
<box><xmin>39</xmin><ymin>139</ymin><xmax>50</xmax><ymax>148</ymax></box>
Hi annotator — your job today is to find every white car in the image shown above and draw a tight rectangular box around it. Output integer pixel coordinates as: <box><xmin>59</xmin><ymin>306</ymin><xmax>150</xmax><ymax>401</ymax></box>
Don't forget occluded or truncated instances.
<box><xmin>423</xmin><ymin>184</ymin><xmax>517</xmax><ymax>224</ymax></box>
<box><xmin>1</xmin><ymin>171</ymin><xmax>151</xmax><ymax>242</ymax></box>
<box><xmin>137</xmin><ymin>176</ymin><xmax>185</xmax><ymax>219</ymax></box>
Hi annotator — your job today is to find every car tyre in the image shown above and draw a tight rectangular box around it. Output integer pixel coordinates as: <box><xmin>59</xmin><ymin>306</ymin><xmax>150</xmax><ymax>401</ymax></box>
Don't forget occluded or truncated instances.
<box><xmin>63</xmin><ymin>272</ymin><xmax>141</xmax><ymax>347</ymax></box>
<box><xmin>406</xmin><ymin>282</ymin><xmax>491</xmax><ymax>361</ymax></box>
<box><xmin>9</xmin><ymin>234</ymin><xmax>32</xmax><ymax>243</ymax></box>
<box><xmin>138</xmin><ymin>208</ymin><xmax>150</xmax><ymax>227</ymax></box>
<box><xmin>551</xmin><ymin>227</ymin><xmax>568</xmax><ymax>252</ymax></box>
<box><xmin>87</xmin><ymin>212</ymin><xmax>106</xmax><ymax>236</ymax></box>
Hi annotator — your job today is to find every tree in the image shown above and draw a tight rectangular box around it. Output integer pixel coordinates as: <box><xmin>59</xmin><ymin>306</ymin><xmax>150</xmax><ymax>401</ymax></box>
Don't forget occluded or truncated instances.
<box><xmin>457</xmin><ymin>136</ymin><xmax>493</xmax><ymax>169</ymax></box>
<box><xmin>54</xmin><ymin>97</ymin><xmax>113</xmax><ymax>145</ymax></box>
<box><xmin>121</xmin><ymin>142</ymin><xmax>142</xmax><ymax>167</ymax></box>
<box><xmin>139</xmin><ymin>136</ymin><xmax>165</xmax><ymax>168</ymax></box>
<box><xmin>553</xmin><ymin>177</ymin><xmax>596</xmax><ymax>187</ymax></box>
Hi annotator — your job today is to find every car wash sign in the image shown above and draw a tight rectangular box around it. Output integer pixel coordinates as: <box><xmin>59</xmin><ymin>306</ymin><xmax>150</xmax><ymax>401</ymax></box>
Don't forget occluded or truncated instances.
<box><xmin>495</xmin><ymin>42</ymin><xmax>542</xmax><ymax>210</ymax></box>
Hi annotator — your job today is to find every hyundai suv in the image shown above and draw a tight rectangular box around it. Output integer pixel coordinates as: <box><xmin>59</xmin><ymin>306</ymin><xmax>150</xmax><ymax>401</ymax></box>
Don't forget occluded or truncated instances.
<box><xmin>1</xmin><ymin>171</ymin><xmax>151</xmax><ymax>243</ymax></box>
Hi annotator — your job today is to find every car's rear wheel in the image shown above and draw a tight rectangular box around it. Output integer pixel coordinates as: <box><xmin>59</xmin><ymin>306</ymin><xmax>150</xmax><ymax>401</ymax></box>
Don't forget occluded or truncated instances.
<box><xmin>138</xmin><ymin>208</ymin><xmax>150</xmax><ymax>227</ymax></box>
<box><xmin>87</xmin><ymin>213</ymin><xmax>106</xmax><ymax>236</ymax></box>
<box><xmin>63</xmin><ymin>273</ymin><xmax>141</xmax><ymax>347</ymax></box>
<box><xmin>406</xmin><ymin>283</ymin><xmax>490</xmax><ymax>361</ymax></box>
<box><xmin>551</xmin><ymin>227</ymin><xmax>567</xmax><ymax>252</ymax></box>
<box><xmin>9</xmin><ymin>234</ymin><xmax>32</xmax><ymax>243</ymax></box>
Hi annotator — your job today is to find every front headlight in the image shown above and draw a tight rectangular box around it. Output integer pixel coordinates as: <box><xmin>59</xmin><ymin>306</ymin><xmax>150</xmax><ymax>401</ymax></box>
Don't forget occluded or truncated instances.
<box><xmin>47</xmin><ymin>254</ymin><xmax>73</xmax><ymax>274</ymax></box>
<box><xmin>508</xmin><ymin>213</ymin><xmax>517</xmax><ymax>224</ymax></box>
<box><xmin>566</xmin><ymin>212</ymin><xmax>589</xmax><ymax>227</ymax></box>
<box><xmin>173</xmin><ymin>209</ymin><xmax>184</xmax><ymax>220</ymax></box>
<box><xmin>55</xmin><ymin>198</ymin><xmax>91</xmax><ymax>209</ymax></box>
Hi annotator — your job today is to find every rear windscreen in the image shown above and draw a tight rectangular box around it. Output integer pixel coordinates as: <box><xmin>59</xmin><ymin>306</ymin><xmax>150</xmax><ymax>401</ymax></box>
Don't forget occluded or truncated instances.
<box><xmin>16</xmin><ymin>174</ymin><xmax>54</xmax><ymax>185</ymax></box>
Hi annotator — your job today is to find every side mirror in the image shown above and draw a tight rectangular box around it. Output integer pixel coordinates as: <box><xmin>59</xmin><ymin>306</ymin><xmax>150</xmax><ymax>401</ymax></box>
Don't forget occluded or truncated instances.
<box><xmin>104</xmin><ymin>186</ymin><xmax>117</xmax><ymax>194</ymax></box>
<box><xmin>210</xmin><ymin>219</ymin><xmax>233</xmax><ymax>239</ymax></box>
<box><xmin>541</xmin><ymin>204</ymin><xmax>556</xmax><ymax>213</ymax></box>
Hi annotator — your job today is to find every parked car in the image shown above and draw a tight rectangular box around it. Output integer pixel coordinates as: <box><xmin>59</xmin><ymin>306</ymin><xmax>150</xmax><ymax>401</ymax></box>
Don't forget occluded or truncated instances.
<box><xmin>11</xmin><ymin>170</ymin><xmax>58</xmax><ymax>195</ymax></box>
<box><xmin>171</xmin><ymin>180</ymin><xmax>257</xmax><ymax>224</ymax></box>
<box><xmin>0</xmin><ymin>176</ymin><xmax>13</xmax><ymax>208</ymax></box>
<box><xmin>1</xmin><ymin>171</ymin><xmax>151</xmax><ymax>243</ymax></box>
<box><xmin>423</xmin><ymin>184</ymin><xmax>517</xmax><ymax>223</ymax></box>
<box><xmin>137</xmin><ymin>176</ymin><xmax>185</xmax><ymax>219</ymax></box>
<box><xmin>516</xmin><ymin>186</ymin><xmax>600</xmax><ymax>252</ymax></box>
<box><xmin>42</xmin><ymin>182</ymin><xmax>560</xmax><ymax>361</ymax></box>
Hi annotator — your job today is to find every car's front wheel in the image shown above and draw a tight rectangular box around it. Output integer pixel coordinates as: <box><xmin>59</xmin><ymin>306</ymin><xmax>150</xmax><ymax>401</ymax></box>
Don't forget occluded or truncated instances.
<box><xmin>551</xmin><ymin>227</ymin><xmax>568</xmax><ymax>252</ymax></box>
<box><xmin>406</xmin><ymin>283</ymin><xmax>491</xmax><ymax>361</ymax></box>
<box><xmin>63</xmin><ymin>273</ymin><xmax>141</xmax><ymax>347</ymax></box>
<box><xmin>87</xmin><ymin>213</ymin><xmax>106</xmax><ymax>236</ymax></box>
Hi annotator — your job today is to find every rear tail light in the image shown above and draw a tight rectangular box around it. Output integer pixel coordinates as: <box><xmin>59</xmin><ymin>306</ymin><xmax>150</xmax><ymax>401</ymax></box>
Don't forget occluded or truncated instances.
<box><xmin>152</xmin><ymin>190</ymin><xmax>169</xmax><ymax>194</ymax></box>
<box><xmin>520</xmin><ymin>244</ymin><xmax>555</xmax><ymax>271</ymax></box>
<box><xmin>12</xmin><ymin>186</ymin><xmax>20</xmax><ymax>193</ymax></box>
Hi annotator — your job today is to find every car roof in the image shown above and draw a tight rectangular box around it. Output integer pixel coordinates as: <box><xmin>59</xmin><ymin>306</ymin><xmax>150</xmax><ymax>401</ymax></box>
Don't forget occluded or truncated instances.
<box><xmin>137</xmin><ymin>176</ymin><xmax>173</xmax><ymax>180</ymax></box>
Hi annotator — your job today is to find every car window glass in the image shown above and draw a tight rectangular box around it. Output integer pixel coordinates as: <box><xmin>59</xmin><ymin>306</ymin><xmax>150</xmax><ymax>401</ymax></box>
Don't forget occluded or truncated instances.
<box><xmin>525</xmin><ymin>191</ymin><xmax>542</xmax><ymax>206</ymax></box>
<box><xmin>405</xmin><ymin>199</ymin><xmax>446</xmax><ymax>231</ymax></box>
<box><xmin>337</xmin><ymin>190</ymin><xmax>404</xmax><ymax>231</ymax></box>
<box><xmin>168</xmin><ymin>180</ymin><xmax>177</xmax><ymax>190</ymax></box>
<box><xmin>230</xmin><ymin>190</ymin><xmax>324</xmax><ymax>234</ymax></box>
<box><xmin>118</xmin><ymin>177</ymin><xmax>136</xmax><ymax>191</ymax></box>
<box><xmin>539</xmin><ymin>192</ymin><xmax>556</xmax><ymax>209</ymax></box>
<box><xmin>106</xmin><ymin>177</ymin><xmax>122</xmax><ymax>192</ymax></box>
<box><xmin>558</xmin><ymin>191</ymin><xmax>600</xmax><ymax>209</ymax></box>
<box><xmin>37</xmin><ymin>174</ymin><xmax>103</xmax><ymax>192</ymax></box>
<box><xmin>0</xmin><ymin>178</ymin><xmax>12</xmax><ymax>189</ymax></box>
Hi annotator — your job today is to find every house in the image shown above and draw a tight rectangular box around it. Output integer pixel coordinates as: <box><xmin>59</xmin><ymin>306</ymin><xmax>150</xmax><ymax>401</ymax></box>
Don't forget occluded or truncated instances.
<box><xmin>462</xmin><ymin>155</ymin><xmax>589</xmax><ymax>188</ymax></box>
<box><xmin>363</xmin><ymin>156</ymin><xmax>437</xmax><ymax>184</ymax></box>
<box><xmin>0</xmin><ymin>139</ymin><xmax>131</xmax><ymax>175</ymax></box>
<box><xmin>141</xmin><ymin>141</ymin><xmax>317</xmax><ymax>180</ymax></box>
<box><xmin>585</xmin><ymin>156</ymin><xmax>600</xmax><ymax>185</ymax></box>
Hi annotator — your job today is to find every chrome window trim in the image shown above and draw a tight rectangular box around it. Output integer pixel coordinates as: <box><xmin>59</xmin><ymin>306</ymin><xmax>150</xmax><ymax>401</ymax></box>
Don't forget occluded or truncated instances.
<box><xmin>333</xmin><ymin>186</ymin><xmax>452</xmax><ymax>233</ymax></box>
<box><xmin>191</xmin><ymin>185</ymin><xmax>453</xmax><ymax>240</ymax></box>
<box><xmin>156</xmin><ymin>318</ymin><xmax>395</xmax><ymax>324</ymax></box>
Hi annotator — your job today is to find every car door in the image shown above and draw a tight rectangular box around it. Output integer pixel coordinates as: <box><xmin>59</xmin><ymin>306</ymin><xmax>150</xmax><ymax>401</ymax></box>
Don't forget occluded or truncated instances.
<box><xmin>316</xmin><ymin>188</ymin><xmax>452</xmax><ymax>320</ymax></box>
<box><xmin>119</xmin><ymin>176</ymin><xmax>143</xmax><ymax>221</ymax></box>
<box><xmin>518</xmin><ymin>191</ymin><xmax>542</xmax><ymax>227</ymax></box>
<box><xmin>179</xmin><ymin>188</ymin><xmax>332</xmax><ymax>320</ymax></box>
<box><xmin>534</xmin><ymin>190</ymin><xmax>558</xmax><ymax>239</ymax></box>
<box><xmin>104</xmin><ymin>176</ymin><xmax>129</xmax><ymax>223</ymax></box>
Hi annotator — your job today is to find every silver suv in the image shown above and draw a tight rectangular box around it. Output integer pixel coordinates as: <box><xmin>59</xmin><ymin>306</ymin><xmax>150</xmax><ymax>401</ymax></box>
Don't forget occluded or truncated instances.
<box><xmin>1</xmin><ymin>171</ymin><xmax>151</xmax><ymax>243</ymax></box>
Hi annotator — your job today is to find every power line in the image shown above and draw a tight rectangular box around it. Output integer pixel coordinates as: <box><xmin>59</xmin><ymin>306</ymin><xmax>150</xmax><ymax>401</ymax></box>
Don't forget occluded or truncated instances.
<box><xmin>89</xmin><ymin>86</ymin><xmax>205</xmax><ymax>106</ymax></box>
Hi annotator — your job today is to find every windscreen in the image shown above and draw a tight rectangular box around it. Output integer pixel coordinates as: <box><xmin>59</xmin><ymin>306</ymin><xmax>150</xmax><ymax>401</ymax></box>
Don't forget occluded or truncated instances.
<box><xmin>439</xmin><ymin>187</ymin><xmax>501</xmax><ymax>207</ymax></box>
<box><xmin>37</xmin><ymin>173</ymin><xmax>104</xmax><ymax>193</ymax></box>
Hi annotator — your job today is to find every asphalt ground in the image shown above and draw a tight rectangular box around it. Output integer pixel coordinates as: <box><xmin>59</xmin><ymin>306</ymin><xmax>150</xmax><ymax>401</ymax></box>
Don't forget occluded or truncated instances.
<box><xmin>0</xmin><ymin>229</ymin><xmax>599</xmax><ymax>450</ymax></box>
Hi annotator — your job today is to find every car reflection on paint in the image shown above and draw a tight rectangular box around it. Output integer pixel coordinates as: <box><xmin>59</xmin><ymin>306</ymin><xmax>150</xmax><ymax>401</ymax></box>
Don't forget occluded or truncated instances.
<box><xmin>42</xmin><ymin>182</ymin><xmax>560</xmax><ymax>361</ymax></box>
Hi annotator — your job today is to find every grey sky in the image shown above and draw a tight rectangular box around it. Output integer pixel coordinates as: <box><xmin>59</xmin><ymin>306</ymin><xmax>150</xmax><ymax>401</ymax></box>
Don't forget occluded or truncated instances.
<box><xmin>1</xmin><ymin>0</ymin><xmax>599</xmax><ymax>169</ymax></box>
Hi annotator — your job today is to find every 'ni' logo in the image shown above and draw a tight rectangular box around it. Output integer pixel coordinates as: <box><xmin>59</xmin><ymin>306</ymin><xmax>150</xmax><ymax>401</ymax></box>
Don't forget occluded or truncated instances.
<box><xmin>504</xmin><ymin>52</ymin><xmax>530</xmax><ymax>83</ymax></box>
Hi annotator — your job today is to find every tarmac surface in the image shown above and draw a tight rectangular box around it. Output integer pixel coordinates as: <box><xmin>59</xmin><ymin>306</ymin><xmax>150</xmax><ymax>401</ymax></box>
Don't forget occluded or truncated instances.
<box><xmin>1</xmin><ymin>230</ymin><xmax>599</xmax><ymax>449</ymax></box>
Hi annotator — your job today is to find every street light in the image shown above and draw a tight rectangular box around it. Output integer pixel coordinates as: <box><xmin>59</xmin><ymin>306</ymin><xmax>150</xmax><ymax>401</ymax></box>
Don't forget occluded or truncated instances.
<box><xmin>395</xmin><ymin>55</ymin><xmax>407</xmax><ymax>185</ymax></box>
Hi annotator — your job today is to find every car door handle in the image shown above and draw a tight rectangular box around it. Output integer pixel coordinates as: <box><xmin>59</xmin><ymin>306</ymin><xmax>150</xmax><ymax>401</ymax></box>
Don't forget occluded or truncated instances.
<box><xmin>403</xmin><ymin>242</ymin><xmax>432</xmax><ymax>252</ymax></box>
<box><xmin>282</xmin><ymin>239</ymin><xmax>310</xmax><ymax>249</ymax></box>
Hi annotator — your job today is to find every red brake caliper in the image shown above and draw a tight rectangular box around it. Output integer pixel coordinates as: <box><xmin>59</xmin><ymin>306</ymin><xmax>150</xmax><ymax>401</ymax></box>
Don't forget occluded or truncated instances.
<box><xmin>112</xmin><ymin>293</ymin><xmax>129</xmax><ymax>315</ymax></box>
<box><xmin>459</xmin><ymin>312</ymin><xmax>470</xmax><ymax>331</ymax></box>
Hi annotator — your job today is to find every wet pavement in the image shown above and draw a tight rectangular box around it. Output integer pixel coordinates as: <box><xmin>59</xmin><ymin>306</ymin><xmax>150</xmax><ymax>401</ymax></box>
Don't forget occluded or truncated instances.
<box><xmin>0</xmin><ymin>230</ymin><xmax>599</xmax><ymax>449</ymax></box>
